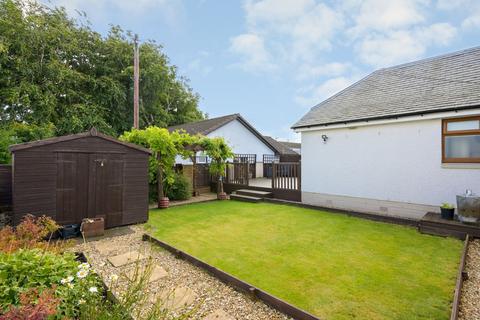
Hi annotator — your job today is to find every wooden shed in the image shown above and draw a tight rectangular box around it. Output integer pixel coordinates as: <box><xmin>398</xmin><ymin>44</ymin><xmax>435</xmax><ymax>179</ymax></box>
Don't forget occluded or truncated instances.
<box><xmin>9</xmin><ymin>128</ymin><xmax>151</xmax><ymax>228</ymax></box>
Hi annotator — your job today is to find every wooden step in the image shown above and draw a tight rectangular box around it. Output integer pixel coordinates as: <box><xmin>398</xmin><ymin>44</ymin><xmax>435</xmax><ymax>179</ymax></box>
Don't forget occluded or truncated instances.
<box><xmin>236</xmin><ymin>189</ymin><xmax>273</xmax><ymax>198</ymax></box>
<box><xmin>230</xmin><ymin>193</ymin><xmax>262</xmax><ymax>203</ymax></box>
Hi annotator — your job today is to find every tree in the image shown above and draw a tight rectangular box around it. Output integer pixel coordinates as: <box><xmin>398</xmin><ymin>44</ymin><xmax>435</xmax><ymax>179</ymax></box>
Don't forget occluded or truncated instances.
<box><xmin>0</xmin><ymin>0</ymin><xmax>204</xmax><ymax>138</ymax></box>
<box><xmin>0</xmin><ymin>122</ymin><xmax>55</xmax><ymax>163</ymax></box>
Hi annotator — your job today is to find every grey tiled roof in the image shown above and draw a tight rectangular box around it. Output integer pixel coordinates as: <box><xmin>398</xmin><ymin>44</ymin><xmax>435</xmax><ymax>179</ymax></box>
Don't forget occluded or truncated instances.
<box><xmin>168</xmin><ymin>114</ymin><xmax>239</xmax><ymax>135</ymax></box>
<box><xmin>168</xmin><ymin>114</ymin><xmax>278</xmax><ymax>153</ymax></box>
<box><xmin>263</xmin><ymin>136</ymin><xmax>299</xmax><ymax>155</ymax></box>
<box><xmin>292</xmin><ymin>46</ymin><xmax>480</xmax><ymax>129</ymax></box>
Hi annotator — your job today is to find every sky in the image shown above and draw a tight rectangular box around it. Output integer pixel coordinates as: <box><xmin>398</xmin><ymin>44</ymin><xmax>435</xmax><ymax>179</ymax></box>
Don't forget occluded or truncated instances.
<box><xmin>41</xmin><ymin>0</ymin><xmax>480</xmax><ymax>141</ymax></box>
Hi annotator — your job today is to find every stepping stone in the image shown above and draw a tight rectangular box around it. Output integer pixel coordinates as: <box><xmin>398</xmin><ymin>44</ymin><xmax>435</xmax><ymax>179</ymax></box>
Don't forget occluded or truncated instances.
<box><xmin>152</xmin><ymin>286</ymin><xmax>197</xmax><ymax>311</ymax></box>
<box><xmin>94</xmin><ymin>242</ymin><xmax>126</xmax><ymax>255</ymax></box>
<box><xmin>108</xmin><ymin>251</ymin><xmax>146</xmax><ymax>267</ymax></box>
<box><xmin>125</xmin><ymin>265</ymin><xmax>168</xmax><ymax>283</ymax></box>
<box><xmin>203</xmin><ymin>309</ymin><xmax>235</xmax><ymax>320</ymax></box>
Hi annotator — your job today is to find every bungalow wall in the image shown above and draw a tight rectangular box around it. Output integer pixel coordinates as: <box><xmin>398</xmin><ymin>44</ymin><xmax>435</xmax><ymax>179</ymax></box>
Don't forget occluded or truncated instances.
<box><xmin>301</xmin><ymin>115</ymin><xmax>480</xmax><ymax>220</ymax></box>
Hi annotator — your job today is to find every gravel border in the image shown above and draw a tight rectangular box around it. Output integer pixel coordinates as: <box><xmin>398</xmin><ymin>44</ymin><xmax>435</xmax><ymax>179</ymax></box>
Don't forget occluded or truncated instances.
<box><xmin>73</xmin><ymin>226</ymin><xmax>290</xmax><ymax>320</ymax></box>
<box><xmin>459</xmin><ymin>238</ymin><xmax>480</xmax><ymax>320</ymax></box>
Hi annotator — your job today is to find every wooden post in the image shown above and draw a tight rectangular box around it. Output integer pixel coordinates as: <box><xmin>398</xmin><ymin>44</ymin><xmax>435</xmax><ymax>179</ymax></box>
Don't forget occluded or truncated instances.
<box><xmin>297</xmin><ymin>161</ymin><xmax>301</xmax><ymax>191</ymax></box>
<box><xmin>133</xmin><ymin>34</ymin><xmax>140</xmax><ymax>129</ymax></box>
<box><xmin>272</xmin><ymin>162</ymin><xmax>276</xmax><ymax>189</ymax></box>
<box><xmin>157</xmin><ymin>153</ymin><xmax>164</xmax><ymax>208</ymax></box>
<box><xmin>191</xmin><ymin>155</ymin><xmax>197</xmax><ymax>196</ymax></box>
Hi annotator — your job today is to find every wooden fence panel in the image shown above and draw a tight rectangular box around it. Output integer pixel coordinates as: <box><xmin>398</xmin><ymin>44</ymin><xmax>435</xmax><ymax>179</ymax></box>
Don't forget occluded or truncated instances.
<box><xmin>0</xmin><ymin>165</ymin><xmax>12</xmax><ymax>207</ymax></box>
<box><xmin>272</xmin><ymin>162</ymin><xmax>300</xmax><ymax>191</ymax></box>
<box><xmin>226</xmin><ymin>162</ymin><xmax>249</xmax><ymax>186</ymax></box>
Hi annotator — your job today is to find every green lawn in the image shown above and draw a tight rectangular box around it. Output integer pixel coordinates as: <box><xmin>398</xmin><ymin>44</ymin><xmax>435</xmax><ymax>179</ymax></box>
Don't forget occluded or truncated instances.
<box><xmin>147</xmin><ymin>201</ymin><xmax>462</xmax><ymax>320</ymax></box>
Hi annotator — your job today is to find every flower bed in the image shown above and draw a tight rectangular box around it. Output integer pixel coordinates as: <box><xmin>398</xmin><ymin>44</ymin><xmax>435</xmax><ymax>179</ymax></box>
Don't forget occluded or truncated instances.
<box><xmin>0</xmin><ymin>215</ymin><xmax>196</xmax><ymax>320</ymax></box>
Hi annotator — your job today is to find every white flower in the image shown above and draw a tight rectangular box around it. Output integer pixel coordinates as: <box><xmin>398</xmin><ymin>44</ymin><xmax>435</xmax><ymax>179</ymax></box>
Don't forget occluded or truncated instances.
<box><xmin>78</xmin><ymin>299</ymin><xmax>86</xmax><ymax>305</ymax></box>
<box><xmin>78</xmin><ymin>263</ymin><xmax>90</xmax><ymax>270</ymax></box>
<box><xmin>89</xmin><ymin>286</ymin><xmax>98</xmax><ymax>293</ymax></box>
<box><xmin>77</xmin><ymin>269</ymin><xmax>89</xmax><ymax>279</ymax></box>
<box><xmin>109</xmin><ymin>274</ymin><xmax>118</xmax><ymax>282</ymax></box>
<box><xmin>60</xmin><ymin>276</ymin><xmax>73</xmax><ymax>284</ymax></box>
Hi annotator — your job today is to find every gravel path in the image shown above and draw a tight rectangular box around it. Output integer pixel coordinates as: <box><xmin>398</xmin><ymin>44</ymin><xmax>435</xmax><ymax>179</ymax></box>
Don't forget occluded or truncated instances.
<box><xmin>459</xmin><ymin>239</ymin><xmax>480</xmax><ymax>320</ymax></box>
<box><xmin>74</xmin><ymin>226</ymin><xmax>290</xmax><ymax>320</ymax></box>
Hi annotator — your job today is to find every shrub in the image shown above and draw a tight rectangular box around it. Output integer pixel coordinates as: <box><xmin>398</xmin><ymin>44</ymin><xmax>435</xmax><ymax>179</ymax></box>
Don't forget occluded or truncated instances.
<box><xmin>0</xmin><ymin>214</ymin><xmax>70</xmax><ymax>253</ymax></box>
<box><xmin>0</xmin><ymin>249</ymin><xmax>75</xmax><ymax>310</ymax></box>
<box><xmin>166</xmin><ymin>173</ymin><xmax>191</xmax><ymax>201</ymax></box>
<box><xmin>0</xmin><ymin>249</ymin><xmax>101</xmax><ymax>318</ymax></box>
<box><xmin>1</xmin><ymin>288</ymin><xmax>60</xmax><ymax>320</ymax></box>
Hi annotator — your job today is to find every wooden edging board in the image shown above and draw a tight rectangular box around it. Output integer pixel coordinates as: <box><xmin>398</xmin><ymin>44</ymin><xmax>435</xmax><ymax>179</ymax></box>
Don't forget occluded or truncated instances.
<box><xmin>450</xmin><ymin>234</ymin><xmax>470</xmax><ymax>320</ymax></box>
<box><xmin>263</xmin><ymin>198</ymin><xmax>418</xmax><ymax>227</ymax></box>
<box><xmin>142</xmin><ymin>233</ymin><xmax>321</xmax><ymax>320</ymax></box>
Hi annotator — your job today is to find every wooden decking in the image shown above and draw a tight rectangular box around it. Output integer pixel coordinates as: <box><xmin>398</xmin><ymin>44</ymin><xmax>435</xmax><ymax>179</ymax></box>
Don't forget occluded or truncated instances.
<box><xmin>418</xmin><ymin>212</ymin><xmax>480</xmax><ymax>239</ymax></box>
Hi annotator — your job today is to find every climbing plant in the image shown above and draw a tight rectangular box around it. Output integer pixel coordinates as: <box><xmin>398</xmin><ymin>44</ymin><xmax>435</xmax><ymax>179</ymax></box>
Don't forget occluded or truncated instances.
<box><xmin>121</xmin><ymin>127</ymin><xmax>233</xmax><ymax>206</ymax></box>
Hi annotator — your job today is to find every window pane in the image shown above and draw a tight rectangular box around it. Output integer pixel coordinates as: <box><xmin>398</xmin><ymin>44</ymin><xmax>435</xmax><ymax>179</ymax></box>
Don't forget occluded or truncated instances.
<box><xmin>445</xmin><ymin>135</ymin><xmax>480</xmax><ymax>158</ymax></box>
<box><xmin>447</xmin><ymin>120</ymin><xmax>480</xmax><ymax>131</ymax></box>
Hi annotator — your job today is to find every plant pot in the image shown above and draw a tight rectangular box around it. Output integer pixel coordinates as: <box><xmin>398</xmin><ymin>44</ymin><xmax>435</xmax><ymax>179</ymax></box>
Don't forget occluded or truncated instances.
<box><xmin>59</xmin><ymin>224</ymin><xmax>81</xmax><ymax>239</ymax></box>
<box><xmin>217</xmin><ymin>192</ymin><xmax>228</xmax><ymax>200</ymax></box>
<box><xmin>158</xmin><ymin>197</ymin><xmax>170</xmax><ymax>209</ymax></box>
<box><xmin>81</xmin><ymin>217</ymin><xmax>105</xmax><ymax>238</ymax></box>
<box><xmin>440</xmin><ymin>207</ymin><xmax>455</xmax><ymax>220</ymax></box>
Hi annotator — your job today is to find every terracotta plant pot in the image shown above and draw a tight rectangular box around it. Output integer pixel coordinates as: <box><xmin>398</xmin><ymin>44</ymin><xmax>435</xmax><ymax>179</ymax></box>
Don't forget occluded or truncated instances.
<box><xmin>158</xmin><ymin>197</ymin><xmax>170</xmax><ymax>209</ymax></box>
<box><xmin>217</xmin><ymin>192</ymin><xmax>228</xmax><ymax>200</ymax></box>
<box><xmin>80</xmin><ymin>217</ymin><xmax>105</xmax><ymax>237</ymax></box>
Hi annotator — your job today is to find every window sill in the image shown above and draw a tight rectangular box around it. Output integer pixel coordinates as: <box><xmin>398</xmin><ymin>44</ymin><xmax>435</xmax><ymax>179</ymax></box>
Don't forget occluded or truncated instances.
<box><xmin>441</xmin><ymin>163</ymin><xmax>480</xmax><ymax>169</ymax></box>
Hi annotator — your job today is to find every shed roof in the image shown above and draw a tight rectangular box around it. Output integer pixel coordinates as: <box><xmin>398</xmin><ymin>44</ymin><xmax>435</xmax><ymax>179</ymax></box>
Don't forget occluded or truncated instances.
<box><xmin>9</xmin><ymin>128</ymin><xmax>152</xmax><ymax>154</ymax></box>
<box><xmin>293</xmin><ymin>46</ymin><xmax>480</xmax><ymax>129</ymax></box>
<box><xmin>168</xmin><ymin>114</ymin><xmax>277</xmax><ymax>153</ymax></box>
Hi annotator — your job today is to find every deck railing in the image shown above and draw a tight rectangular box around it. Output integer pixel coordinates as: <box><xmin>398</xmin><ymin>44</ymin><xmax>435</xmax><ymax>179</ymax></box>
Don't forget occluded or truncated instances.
<box><xmin>225</xmin><ymin>162</ymin><xmax>249</xmax><ymax>185</ymax></box>
<box><xmin>272</xmin><ymin>162</ymin><xmax>301</xmax><ymax>190</ymax></box>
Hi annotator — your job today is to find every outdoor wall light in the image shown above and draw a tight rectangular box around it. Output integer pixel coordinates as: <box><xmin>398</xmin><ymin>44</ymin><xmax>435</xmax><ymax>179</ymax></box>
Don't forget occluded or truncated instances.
<box><xmin>321</xmin><ymin>134</ymin><xmax>328</xmax><ymax>143</ymax></box>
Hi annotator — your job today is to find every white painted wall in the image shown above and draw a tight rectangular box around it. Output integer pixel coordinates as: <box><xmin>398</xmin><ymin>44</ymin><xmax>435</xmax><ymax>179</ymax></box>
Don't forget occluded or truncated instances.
<box><xmin>301</xmin><ymin>115</ymin><xmax>480</xmax><ymax>216</ymax></box>
<box><xmin>207</xmin><ymin>119</ymin><xmax>274</xmax><ymax>161</ymax></box>
<box><xmin>175</xmin><ymin>119</ymin><xmax>275</xmax><ymax>165</ymax></box>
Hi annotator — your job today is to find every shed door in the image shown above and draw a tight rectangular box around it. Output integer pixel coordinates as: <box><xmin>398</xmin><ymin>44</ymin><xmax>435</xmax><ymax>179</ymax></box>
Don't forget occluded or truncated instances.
<box><xmin>56</xmin><ymin>153</ymin><xmax>89</xmax><ymax>224</ymax></box>
<box><xmin>89</xmin><ymin>154</ymin><xmax>125</xmax><ymax>228</ymax></box>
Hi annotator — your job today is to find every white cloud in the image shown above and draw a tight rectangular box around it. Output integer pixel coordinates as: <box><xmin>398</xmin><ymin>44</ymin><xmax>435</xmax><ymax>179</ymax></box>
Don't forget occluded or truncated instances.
<box><xmin>462</xmin><ymin>7</ymin><xmax>480</xmax><ymax>29</ymax></box>
<box><xmin>229</xmin><ymin>33</ymin><xmax>276</xmax><ymax>72</ymax></box>
<box><xmin>290</xmin><ymin>3</ymin><xmax>345</xmax><ymax>61</ymax></box>
<box><xmin>234</xmin><ymin>0</ymin><xmax>344</xmax><ymax>69</ymax></box>
<box><xmin>45</xmin><ymin>0</ymin><xmax>185</xmax><ymax>26</ymax></box>
<box><xmin>357</xmin><ymin>23</ymin><xmax>456</xmax><ymax>67</ymax></box>
<box><xmin>295</xmin><ymin>76</ymin><xmax>357</xmax><ymax>107</ymax></box>
<box><xmin>437</xmin><ymin>0</ymin><xmax>470</xmax><ymax>10</ymax></box>
<box><xmin>296</xmin><ymin>62</ymin><xmax>352</xmax><ymax>81</ymax></box>
<box><xmin>351</xmin><ymin>0</ymin><xmax>426</xmax><ymax>35</ymax></box>
<box><xmin>244</xmin><ymin>0</ymin><xmax>315</xmax><ymax>28</ymax></box>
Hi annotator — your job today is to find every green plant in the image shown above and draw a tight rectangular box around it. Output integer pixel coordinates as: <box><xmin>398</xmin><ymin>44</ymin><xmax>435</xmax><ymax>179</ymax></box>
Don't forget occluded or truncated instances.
<box><xmin>0</xmin><ymin>249</ymin><xmax>72</xmax><ymax>309</ymax></box>
<box><xmin>166</xmin><ymin>173</ymin><xmax>192</xmax><ymax>201</ymax></box>
<box><xmin>1</xmin><ymin>287</ymin><xmax>60</xmax><ymax>320</ymax></box>
<box><xmin>0</xmin><ymin>214</ymin><xmax>69</xmax><ymax>253</ymax></box>
<box><xmin>441</xmin><ymin>203</ymin><xmax>454</xmax><ymax>209</ymax></box>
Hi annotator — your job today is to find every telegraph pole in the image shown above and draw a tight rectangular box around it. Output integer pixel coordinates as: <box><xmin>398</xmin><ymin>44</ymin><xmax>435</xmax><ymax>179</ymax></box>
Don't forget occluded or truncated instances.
<box><xmin>133</xmin><ymin>34</ymin><xmax>140</xmax><ymax>129</ymax></box>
